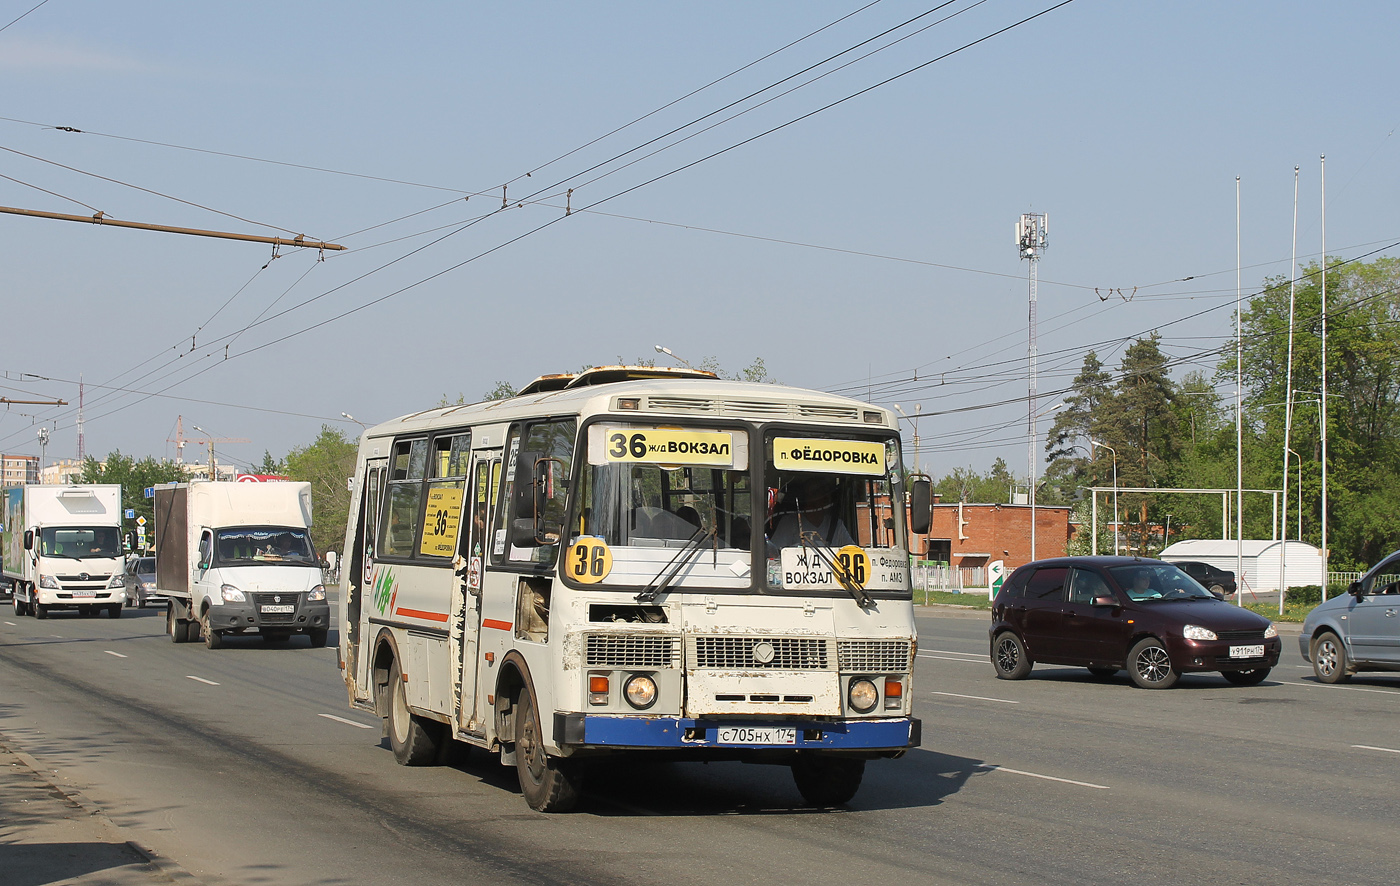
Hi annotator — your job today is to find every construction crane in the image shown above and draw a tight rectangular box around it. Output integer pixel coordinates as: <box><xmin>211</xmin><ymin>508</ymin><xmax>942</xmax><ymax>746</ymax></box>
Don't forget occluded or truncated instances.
<box><xmin>168</xmin><ymin>415</ymin><xmax>249</xmax><ymax>480</ymax></box>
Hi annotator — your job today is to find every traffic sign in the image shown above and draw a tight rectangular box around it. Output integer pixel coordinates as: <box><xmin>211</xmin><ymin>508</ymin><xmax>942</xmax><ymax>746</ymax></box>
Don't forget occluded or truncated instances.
<box><xmin>144</xmin><ymin>487</ymin><xmax>154</xmax><ymax>499</ymax></box>
<box><xmin>136</xmin><ymin>516</ymin><xmax>147</xmax><ymax>527</ymax></box>
<box><xmin>125</xmin><ymin>509</ymin><xmax>135</xmax><ymax>519</ymax></box>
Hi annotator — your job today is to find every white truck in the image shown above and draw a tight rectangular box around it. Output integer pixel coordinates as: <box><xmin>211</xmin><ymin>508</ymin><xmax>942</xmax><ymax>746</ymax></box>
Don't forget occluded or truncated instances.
<box><xmin>4</xmin><ymin>484</ymin><xmax>126</xmax><ymax>619</ymax></box>
<box><xmin>154</xmin><ymin>481</ymin><xmax>329</xmax><ymax>649</ymax></box>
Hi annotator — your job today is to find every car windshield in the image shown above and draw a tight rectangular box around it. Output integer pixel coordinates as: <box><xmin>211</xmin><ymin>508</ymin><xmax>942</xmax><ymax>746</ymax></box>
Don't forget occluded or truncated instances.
<box><xmin>1109</xmin><ymin>563</ymin><xmax>1214</xmax><ymax>602</ymax></box>
<box><xmin>40</xmin><ymin>526</ymin><xmax>122</xmax><ymax>559</ymax></box>
<box><xmin>212</xmin><ymin>527</ymin><xmax>315</xmax><ymax>566</ymax></box>
<box><xmin>136</xmin><ymin>557</ymin><xmax>156</xmax><ymax>574</ymax></box>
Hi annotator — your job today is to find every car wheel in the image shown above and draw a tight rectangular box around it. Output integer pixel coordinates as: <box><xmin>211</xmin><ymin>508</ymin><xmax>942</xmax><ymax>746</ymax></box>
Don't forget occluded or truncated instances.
<box><xmin>992</xmin><ymin>631</ymin><xmax>1032</xmax><ymax>680</ymax></box>
<box><xmin>1209</xmin><ymin>584</ymin><xmax>1225</xmax><ymax>595</ymax></box>
<box><xmin>385</xmin><ymin>658</ymin><xmax>441</xmax><ymax>766</ymax></box>
<box><xmin>791</xmin><ymin>755</ymin><xmax>865</xmax><ymax>806</ymax></box>
<box><xmin>1086</xmin><ymin>666</ymin><xmax>1118</xmax><ymax>679</ymax></box>
<box><xmin>1311</xmin><ymin>632</ymin><xmax>1351</xmax><ymax>684</ymax></box>
<box><xmin>1222</xmin><ymin>668</ymin><xmax>1270</xmax><ymax>685</ymax></box>
<box><xmin>1128</xmin><ymin>638</ymin><xmax>1179</xmax><ymax>689</ymax></box>
<box><xmin>514</xmin><ymin>686</ymin><xmax>579</xmax><ymax>812</ymax></box>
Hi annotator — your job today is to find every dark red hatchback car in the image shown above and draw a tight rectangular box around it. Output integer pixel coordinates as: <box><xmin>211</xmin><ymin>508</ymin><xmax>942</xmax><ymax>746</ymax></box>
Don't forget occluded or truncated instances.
<box><xmin>989</xmin><ymin>556</ymin><xmax>1281</xmax><ymax>688</ymax></box>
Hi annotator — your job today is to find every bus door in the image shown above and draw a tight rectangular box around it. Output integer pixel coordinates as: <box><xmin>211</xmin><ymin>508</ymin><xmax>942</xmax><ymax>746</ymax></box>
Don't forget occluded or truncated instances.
<box><xmin>456</xmin><ymin>453</ymin><xmax>500</xmax><ymax>734</ymax></box>
<box><xmin>347</xmin><ymin>457</ymin><xmax>387</xmax><ymax>696</ymax></box>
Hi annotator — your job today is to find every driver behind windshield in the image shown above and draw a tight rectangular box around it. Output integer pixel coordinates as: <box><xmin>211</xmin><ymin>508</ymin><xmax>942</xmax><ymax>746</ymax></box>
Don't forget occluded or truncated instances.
<box><xmin>767</xmin><ymin>474</ymin><xmax>855</xmax><ymax>549</ymax></box>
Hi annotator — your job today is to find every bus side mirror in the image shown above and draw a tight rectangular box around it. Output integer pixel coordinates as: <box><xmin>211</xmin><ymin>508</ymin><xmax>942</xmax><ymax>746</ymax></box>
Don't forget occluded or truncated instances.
<box><xmin>23</xmin><ymin>530</ymin><xmax>32</xmax><ymax>551</ymax></box>
<box><xmin>909</xmin><ymin>477</ymin><xmax>932</xmax><ymax>536</ymax></box>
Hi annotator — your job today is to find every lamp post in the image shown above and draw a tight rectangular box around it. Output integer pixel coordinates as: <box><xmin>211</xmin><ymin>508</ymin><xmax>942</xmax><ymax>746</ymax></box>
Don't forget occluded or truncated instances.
<box><xmin>1163</xmin><ymin>513</ymin><xmax>1172</xmax><ymax>553</ymax></box>
<box><xmin>653</xmin><ymin>344</ymin><xmax>696</xmax><ymax>371</ymax></box>
<box><xmin>37</xmin><ymin>426</ymin><xmax>49</xmax><ymax>481</ymax></box>
<box><xmin>192</xmin><ymin>425</ymin><xmax>215</xmax><ymax>481</ymax></box>
<box><xmin>894</xmin><ymin>404</ymin><xmax>921</xmax><ymax>475</ymax></box>
<box><xmin>1089</xmin><ymin>439</ymin><xmax>1118</xmax><ymax>556</ymax></box>
<box><xmin>341</xmin><ymin>412</ymin><xmax>369</xmax><ymax>429</ymax></box>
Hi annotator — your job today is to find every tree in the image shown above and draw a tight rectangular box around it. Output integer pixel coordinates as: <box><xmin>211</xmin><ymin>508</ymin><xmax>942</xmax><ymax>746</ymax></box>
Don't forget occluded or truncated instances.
<box><xmin>483</xmin><ymin>380</ymin><xmax>517</xmax><ymax>401</ymax></box>
<box><xmin>78</xmin><ymin>451</ymin><xmax>187</xmax><ymax>551</ymax></box>
<box><xmin>284</xmin><ymin>426</ymin><xmax>358</xmax><ymax>557</ymax></box>
<box><xmin>257</xmin><ymin>450</ymin><xmax>285</xmax><ymax>474</ymax></box>
<box><xmin>1044</xmin><ymin>351</ymin><xmax>1114</xmax><ymax>502</ymax></box>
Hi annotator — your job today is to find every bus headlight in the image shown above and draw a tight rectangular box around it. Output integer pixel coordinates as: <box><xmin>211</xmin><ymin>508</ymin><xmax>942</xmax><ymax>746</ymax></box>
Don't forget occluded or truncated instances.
<box><xmin>308</xmin><ymin>585</ymin><xmax>326</xmax><ymax>602</ymax></box>
<box><xmin>848</xmin><ymin>678</ymin><xmax>879</xmax><ymax>713</ymax></box>
<box><xmin>623</xmin><ymin>674</ymin><xmax>658</xmax><ymax>710</ymax></box>
<box><xmin>220</xmin><ymin>584</ymin><xmax>246</xmax><ymax>603</ymax></box>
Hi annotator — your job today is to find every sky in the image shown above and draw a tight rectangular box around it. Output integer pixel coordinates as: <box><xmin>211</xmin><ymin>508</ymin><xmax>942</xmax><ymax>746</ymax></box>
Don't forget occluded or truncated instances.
<box><xmin>1</xmin><ymin>1</ymin><xmax>1395</xmax><ymax>481</ymax></box>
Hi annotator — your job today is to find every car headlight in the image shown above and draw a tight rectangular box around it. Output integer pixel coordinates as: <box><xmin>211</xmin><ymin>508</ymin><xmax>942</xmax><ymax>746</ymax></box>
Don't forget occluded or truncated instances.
<box><xmin>1264</xmin><ymin>623</ymin><xmax>1278</xmax><ymax>639</ymax></box>
<box><xmin>40</xmin><ymin>574</ymin><xmax>59</xmax><ymax>589</ymax></box>
<box><xmin>107</xmin><ymin>574</ymin><xmax>125</xmax><ymax>589</ymax></box>
<box><xmin>623</xmin><ymin>674</ymin><xmax>658</xmax><ymax>710</ymax></box>
<box><xmin>307</xmin><ymin>584</ymin><xmax>326</xmax><ymax>602</ymax></box>
<box><xmin>220</xmin><ymin>584</ymin><xmax>246</xmax><ymax>603</ymax></box>
<box><xmin>141</xmin><ymin>581</ymin><xmax>155</xmax><ymax>591</ymax></box>
<box><xmin>848</xmin><ymin>678</ymin><xmax>879</xmax><ymax>713</ymax></box>
<box><xmin>1183</xmin><ymin>624</ymin><xmax>1218</xmax><ymax>641</ymax></box>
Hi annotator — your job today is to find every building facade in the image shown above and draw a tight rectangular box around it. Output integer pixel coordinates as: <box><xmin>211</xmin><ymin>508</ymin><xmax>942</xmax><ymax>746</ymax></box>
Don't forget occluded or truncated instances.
<box><xmin>1</xmin><ymin>454</ymin><xmax>39</xmax><ymax>486</ymax></box>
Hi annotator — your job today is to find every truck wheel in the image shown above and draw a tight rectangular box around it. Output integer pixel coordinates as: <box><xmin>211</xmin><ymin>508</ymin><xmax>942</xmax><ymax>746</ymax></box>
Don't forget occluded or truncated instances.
<box><xmin>792</xmin><ymin>755</ymin><xmax>865</xmax><ymax>806</ymax></box>
<box><xmin>515</xmin><ymin>686</ymin><xmax>580</xmax><ymax>812</ymax></box>
<box><xmin>107</xmin><ymin>604</ymin><xmax>122</xmax><ymax>619</ymax></box>
<box><xmin>202</xmin><ymin>614</ymin><xmax>223</xmax><ymax>649</ymax></box>
<box><xmin>168</xmin><ymin>604</ymin><xmax>187</xmax><ymax>643</ymax></box>
<box><xmin>34</xmin><ymin>603</ymin><xmax>48</xmax><ymax>620</ymax></box>
<box><xmin>307</xmin><ymin>628</ymin><xmax>328</xmax><ymax>648</ymax></box>
<box><xmin>385</xmin><ymin>658</ymin><xmax>440</xmax><ymax>766</ymax></box>
<box><xmin>13</xmin><ymin>594</ymin><xmax>26</xmax><ymax>617</ymax></box>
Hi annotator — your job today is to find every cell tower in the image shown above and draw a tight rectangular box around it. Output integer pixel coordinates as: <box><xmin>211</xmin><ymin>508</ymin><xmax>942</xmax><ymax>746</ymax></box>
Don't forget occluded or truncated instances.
<box><xmin>1017</xmin><ymin>212</ymin><xmax>1048</xmax><ymax>559</ymax></box>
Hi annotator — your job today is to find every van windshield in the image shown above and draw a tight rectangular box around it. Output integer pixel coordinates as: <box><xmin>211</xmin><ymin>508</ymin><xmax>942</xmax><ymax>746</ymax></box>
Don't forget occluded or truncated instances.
<box><xmin>40</xmin><ymin>526</ymin><xmax>122</xmax><ymax>559</ymax></box>
<box><xmin>212</xmin><ymin>527</ymin><xmax>315</xmax><ymax>566</ymax></box>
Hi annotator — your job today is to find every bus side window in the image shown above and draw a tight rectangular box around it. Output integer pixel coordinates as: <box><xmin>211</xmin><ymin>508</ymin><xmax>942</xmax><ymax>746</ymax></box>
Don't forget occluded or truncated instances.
<box><xmin>494</xmin><ymin>419</ymin><xmax>576</xmax><ymax>569</ymax></box>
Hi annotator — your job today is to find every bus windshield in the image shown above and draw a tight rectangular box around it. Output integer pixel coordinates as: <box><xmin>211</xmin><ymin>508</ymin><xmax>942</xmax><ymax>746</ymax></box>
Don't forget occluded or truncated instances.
<box><xmin>570</xmin><ymin>424</ymin><xmax>753</xmax><ymax>590</ymax></box>
<box><xmin>40</xmin><ymin>526</ymin><xmax>122</xmax><ymax>559</ymax></box>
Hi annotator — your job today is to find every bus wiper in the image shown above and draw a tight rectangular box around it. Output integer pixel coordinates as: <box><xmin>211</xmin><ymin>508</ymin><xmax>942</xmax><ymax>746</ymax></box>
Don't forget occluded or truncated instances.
<box><xmin>636</xmin><ymin>526</ymin><xmax>713</xmax><ymax>603</ymax></box>
<box><xmin>798</xmin><ymin>532</ymin><xmax>873</xmax><ymax>608</ymax></box>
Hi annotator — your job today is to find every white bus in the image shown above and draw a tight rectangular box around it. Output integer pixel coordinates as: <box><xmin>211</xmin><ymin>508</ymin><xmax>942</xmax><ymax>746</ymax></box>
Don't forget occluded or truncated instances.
<box><xmin>339</xmin><ymin>367</ymin><xmax>928</xmax><ymax>811</ymax></box>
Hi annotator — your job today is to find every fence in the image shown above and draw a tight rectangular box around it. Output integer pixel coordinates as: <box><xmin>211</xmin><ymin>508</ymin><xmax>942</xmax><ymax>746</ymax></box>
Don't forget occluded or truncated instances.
<box><xmin>911</xmin><ymin>560</ymin><xmax>989</xmax><ymax>603</ymax></box>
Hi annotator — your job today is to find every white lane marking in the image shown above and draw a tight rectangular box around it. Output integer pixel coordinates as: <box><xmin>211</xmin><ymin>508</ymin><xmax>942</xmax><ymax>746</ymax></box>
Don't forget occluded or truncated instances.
<box><xmin>978</xmin><ymin>763</ymin><xmax>1110</xmax><ymax>789</ymax></box>
<box><xmin>1290</xmin><ymin>679</ymin><xmax>1400</xmax><ymax>696</ymax></box>
<box><xmin>186</xmin><ymin>675</ymin><xmax>220</xmax><ymax>686</ymax></box>
<box><xmin>318</xmin><ymin>713</ymin><xmax>374</xmax><ymax>729</ymax></box>
<box><xmin>104</xmin><ymin>651</ymin><xmax>128</xmax><ymax>658</ymax></box>
<box><xmin>1353</xmin><ymin>744</ymin><xmax>1400</xmax><ymax>755</ymax></box>
<box><xmin>919</xmin><ymin>654</ymin><xmax>985</xmax><ymax>664</ymax></box>
<box><xmin>929</xmin><ymin>690</ymin><xmax>1019</xmax><ymax>705</ymax></box>
<box><xmin>926</xmin><ymin>649</ymin><xmax>985</xmax><ymax>657</ymax></box>
<box><xmin>4</xmin><ymin>621</ymin><xmax>15</xmax><ymax>626</ymax></box>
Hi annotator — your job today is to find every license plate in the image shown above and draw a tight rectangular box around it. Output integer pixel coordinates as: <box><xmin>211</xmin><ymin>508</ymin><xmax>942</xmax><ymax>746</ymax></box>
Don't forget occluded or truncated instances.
<box><xmin>71</xmin><ymin>591</ymin><xmax>96</xmax><ymax>598</ymax></box>
<box><xmin>260</xmin><ymin>604</ymin><xmax>296</xmax><ymax>614</ymax></box>
<box><xmin>1229</xmin><ymin>644</ymin><xmax>1265</xmax><ymax>658</ymax></box>
<box><xmin>716</xmin><ymin>727</ymin><xmax>797</xmax><ymax>745</ymax></box>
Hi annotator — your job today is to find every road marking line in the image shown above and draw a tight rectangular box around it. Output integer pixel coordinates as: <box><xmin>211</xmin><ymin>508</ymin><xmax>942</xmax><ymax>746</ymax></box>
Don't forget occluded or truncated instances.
<box><xmin>926</xmin><ymin>649</ymin><xmax>985</xmax><ymax>657</ymax></box>
<box><xmin>919</xmin><ymin>654</ymin><xmax>984</xmax><ymax>664</ymax></box>
<box><xmin>1291</xmin><ymin>679</ymin><xmax>1400</xmax><ymax>696</ymax></box>
<box><xmin>929</xmin><ymin>690</ymin><xmax>1019</xmax><ymax>704</ymax></box>
<box><xmin>104</xmin><ymin>651</ymin><xmax>127</xmax><ymax>658</ymax></box>
<box><xmin>186</xmin><ymin>675</ymin><xmax>220</xmax><ymax>686</ymax></box>
<box><xmin>1353</xmin><ymin>744</ymin><xmax>1400</xmax><ymax>754</ymax></box>
<box><xmin>4</xmin><ymin>621</ymin><xmax>15</xmax><ymax>625</ymax></box>
<box><xmin>978</xmin><ymin>763</ymin><xmax>1110</xmax><ymax>789</ymax></box>
<box><xmin>318</xmin><ymin>713</ymin><xmax>374</xmax><ymax>729</ymax></box>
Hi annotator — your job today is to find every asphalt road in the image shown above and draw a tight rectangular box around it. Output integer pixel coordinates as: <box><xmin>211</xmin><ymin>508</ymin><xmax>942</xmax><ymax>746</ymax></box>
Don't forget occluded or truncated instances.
<box><xmin>1</xmin><ymin>598</ymin><xmax>1396</xmax><ymax>886</ymax></box>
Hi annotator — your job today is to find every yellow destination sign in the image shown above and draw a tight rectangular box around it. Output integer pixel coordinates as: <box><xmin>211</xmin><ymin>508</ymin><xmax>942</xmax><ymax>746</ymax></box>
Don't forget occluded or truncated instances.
<box><xmin>565</xmin><ymin>537</ymin><xmax>613</xmax><ymax>584</ymax></box>
<box><xmin>419</xmin><ymin>485</ymin><xmax>464</xmax><ymax>557</ymax></box>
<box><xmin>772</xmin><ymin>437</ymin><xmax>886</xmax><ymax>475</ymax></box>
<box><xmin>603</xmin><ymin>428</ymin><xmax>735</xmax><ymax>467</ymax></box>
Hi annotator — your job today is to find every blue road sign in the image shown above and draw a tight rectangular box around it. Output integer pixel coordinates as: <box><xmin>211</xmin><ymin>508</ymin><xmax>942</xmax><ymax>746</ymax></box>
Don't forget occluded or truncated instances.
<box><xmin>125</xmin><ymin>509</ymin><xmax>135</xmax><ymax>519</ymax></box>
<box><xmin>144</xmin><ymin>487</ymin><xmax>154</xmax><ymax>499</ymax></box>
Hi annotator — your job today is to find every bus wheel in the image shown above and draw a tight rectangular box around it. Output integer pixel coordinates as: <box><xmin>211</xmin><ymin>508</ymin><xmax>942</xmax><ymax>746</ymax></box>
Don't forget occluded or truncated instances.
<box><xmin>386</xmin><ymin>658</ymin><xmax>439</xmax><ymax>766</ymax></box>
<box><xmin>515</xmin><ymin>687</ymin><xmax>579</xmax><ymax>812</ymax></box>
<box><xmin>791</xmin><ymin>755</ymin><xmax>865</xmax><ymax>806</ymax></box>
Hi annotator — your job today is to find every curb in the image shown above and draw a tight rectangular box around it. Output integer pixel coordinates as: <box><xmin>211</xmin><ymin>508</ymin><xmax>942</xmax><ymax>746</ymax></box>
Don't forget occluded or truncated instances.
<box><xmin>2</xmin><ymin>733</ymin><xmax>207</xmax><ymax>885</ymax></box>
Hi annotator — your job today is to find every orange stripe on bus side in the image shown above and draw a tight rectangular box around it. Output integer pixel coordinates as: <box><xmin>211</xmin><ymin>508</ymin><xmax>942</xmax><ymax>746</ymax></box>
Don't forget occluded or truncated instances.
<box><xmin>482</xmin><ymin>618</ymin><xmax>512</xmax><ymax>632</ymax></box>
<box><xmin>395</xmin><ymin>607</ymin><xmax>449</xmax><ymax>623</ymax></box>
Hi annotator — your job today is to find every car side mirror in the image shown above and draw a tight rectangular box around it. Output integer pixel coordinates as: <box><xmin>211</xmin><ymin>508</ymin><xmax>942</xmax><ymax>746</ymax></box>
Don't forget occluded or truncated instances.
<box><xmin>909</xmin><ymin>476</ymin><xmax>932</xmax><ymax>536</ymax></box>
<box><xmin>1091</xmin><ymin>595</ymin><xmax>1118</xmax><ymax>608</ymax></box>
<box><xmin>1349</xmin><ymin>581</ymin><xmax>1364</xmax><ymax>598</ymax></box>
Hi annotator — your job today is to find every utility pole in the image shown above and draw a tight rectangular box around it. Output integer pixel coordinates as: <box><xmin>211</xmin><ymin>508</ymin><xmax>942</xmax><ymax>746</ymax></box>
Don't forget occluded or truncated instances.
<box><xmin>0</xmin><ymin>204</ymin><xmax>345</xmax><ymax>251</ymax></box>
<box><xmin>1018</xmin><ymin>213</ymin><xmax>1048</xmax><ymax>560</ymax></box>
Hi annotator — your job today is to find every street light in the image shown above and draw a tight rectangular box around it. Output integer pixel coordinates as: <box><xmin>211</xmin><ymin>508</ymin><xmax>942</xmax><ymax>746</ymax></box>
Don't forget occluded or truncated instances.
<box><xmin>653</xmin><ymin>344</ymin><xmax>696</xmax><ymax>371</ymax></box>
<box><xmin>1089</xmin><ymin>439</ymin><xmax>1118</xmax><ymax>556</ymax></box>
<box><xmin>1163</xmin><ymin>513</ymin><xmax>1172</xmax><ymax>553</ymax></box>
<box><xmin>341</xmin><ymin>412</ymin><xmax>369</xmax><ymax>429</ymax></box>
<box><xmin>1285</xmin><ymin>447</ymin><xmax>1302</xmax><ymax>540</ymax></box>
<box><xmin>192</xmin><ymin>425</ymin><xmax>216</xmax><ymax>480</ymax></box>
<box><xmin>894</xmin><ymin>404</ymin><xmax>922</xmax><ymax>474</ymax></box>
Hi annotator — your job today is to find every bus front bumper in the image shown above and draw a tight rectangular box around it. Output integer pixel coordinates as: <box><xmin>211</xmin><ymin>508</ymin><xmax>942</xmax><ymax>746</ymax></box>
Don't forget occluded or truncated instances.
<box><xmin>553</xmin><ymin>714</ymin><xmax>920</xmax><ymax>752</ymax></box>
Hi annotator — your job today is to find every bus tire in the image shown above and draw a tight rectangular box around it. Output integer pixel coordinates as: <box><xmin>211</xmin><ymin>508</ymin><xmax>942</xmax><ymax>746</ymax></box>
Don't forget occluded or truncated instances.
<box><xmin>386</xmin><ymin>658</ymin><xmax>440</xmax><ymax>766</ymax></box>
<box><xmin>791</xmin><ymin>755</ymin><xmax>865</xmax><ymax>806</ymax></box>
<box><xmin>514</xmin><ymin>686</ymin><xmax>579</xmax><ymax>812</ymax></box>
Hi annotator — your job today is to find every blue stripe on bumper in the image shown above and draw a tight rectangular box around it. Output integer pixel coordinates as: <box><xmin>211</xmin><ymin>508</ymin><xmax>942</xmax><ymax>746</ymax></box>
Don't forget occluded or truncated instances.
<box><xmin>563</xmin><ymin>715</ymin><xmax>919</xmax><ymax>750</ymax></box>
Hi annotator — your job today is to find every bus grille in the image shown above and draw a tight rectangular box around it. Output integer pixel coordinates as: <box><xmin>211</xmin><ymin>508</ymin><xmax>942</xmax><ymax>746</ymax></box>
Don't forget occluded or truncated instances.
<box><xmin>691</xmin><ymin>636</ymin><xmax>830</xmax><ymax>670</ymax></box>
<box><xmin>838</xmin><ymin>639</ymin><xmax>913</xmax><ymax>672</ymax></box>
<box><xmin>585</xmin><ymin>634</ymin><xmax>681</xmax><ymax>668</ymax></box>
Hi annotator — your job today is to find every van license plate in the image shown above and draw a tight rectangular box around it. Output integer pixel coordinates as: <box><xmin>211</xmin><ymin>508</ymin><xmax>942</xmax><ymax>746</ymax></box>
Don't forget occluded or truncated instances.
<box><xmin>71</xmin><ymin>591</ymin><xmax>96</xmax><ymax>598</ymax></box>
<box><xmin>716</xmin><ymin>727</ymin><xmax>797</xmax><ymax>745</ymax></box>
<box><xmin>1229</xmin><ymin>644</ymin><xmax>1264</xmax><ymax>658</ymax></box>
<box><xmin>261</xmin><ymin>605</ymin><xmax>295</xmax><ymax>614</ymax></box>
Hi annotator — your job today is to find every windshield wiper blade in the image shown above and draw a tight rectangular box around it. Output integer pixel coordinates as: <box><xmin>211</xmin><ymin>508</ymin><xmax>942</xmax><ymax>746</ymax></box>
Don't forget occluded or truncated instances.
<box><xmin>798</xmin><ymin>533</ymin><xmax>873</xmax><ymax>607</ymax></box>
<box><xmin>636</xmin><ymin>526</ymin><xmax>712</xmax><ymax>603</ymax></box>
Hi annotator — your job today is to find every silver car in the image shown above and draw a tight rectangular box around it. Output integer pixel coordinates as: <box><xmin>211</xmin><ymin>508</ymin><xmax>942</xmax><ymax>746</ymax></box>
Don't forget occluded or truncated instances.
<box><xmin>1300</xmin><ymin>550</ymin><xmax>1400</xmax><ymax>682</ymax></box>
<box><xmin>122</xmin><ymin>556</ymin><xmax>164</xmax><ymax>609</ymax></box>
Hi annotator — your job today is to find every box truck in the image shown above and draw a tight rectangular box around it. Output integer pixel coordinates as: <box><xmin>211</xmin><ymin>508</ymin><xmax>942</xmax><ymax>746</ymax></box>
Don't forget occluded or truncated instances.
<box><xmin>154</xmin><ymin>481</ymin><xmax>329</xmax><ymax>649</ymax></box>
<box><xmin>4</xmin><ymin>484</ymin><xmax>125</xmax><ymax>619</ymax></box>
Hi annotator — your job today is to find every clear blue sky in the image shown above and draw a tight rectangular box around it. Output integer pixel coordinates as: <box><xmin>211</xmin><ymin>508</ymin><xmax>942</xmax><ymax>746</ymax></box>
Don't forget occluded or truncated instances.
<box><xmin>1</xmin><ymin>1</ymin><xmax>1393</xmax><ymax>479</ymax></box>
